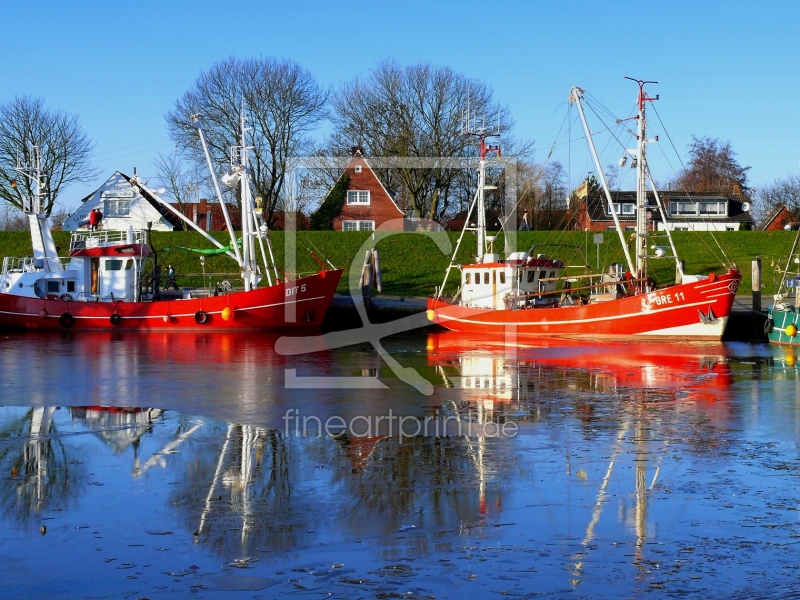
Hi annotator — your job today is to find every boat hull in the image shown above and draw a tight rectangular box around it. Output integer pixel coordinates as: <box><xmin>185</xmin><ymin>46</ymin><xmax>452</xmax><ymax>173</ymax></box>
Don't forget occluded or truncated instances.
<box><xmin>767</xmin><ymin>305</ymin><xmax>800</xmax><ymax>346</ymax></box>
<box><xmin>0</xmin><ymin>269</ymin><xmax>342</xmax><ymax>331</ymax></box>
<box><xmin>427</xmin><ymin>269</ymin><xmax>740</xmax><ymax>340</ymax></box>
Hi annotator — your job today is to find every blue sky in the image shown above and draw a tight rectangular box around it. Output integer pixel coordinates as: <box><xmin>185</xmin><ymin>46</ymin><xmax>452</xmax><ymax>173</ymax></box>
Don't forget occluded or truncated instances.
<box><xmin>2</xmin><ymin>0</ymin><xmax>798</xmax><ymax>211</ymax></box>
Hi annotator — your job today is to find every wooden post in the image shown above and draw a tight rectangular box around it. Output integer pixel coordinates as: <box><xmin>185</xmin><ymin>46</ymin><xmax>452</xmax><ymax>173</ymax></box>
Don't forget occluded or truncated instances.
<box><xmin>675</xmin><ymin>260</ymin><xmax>685</xmax><ymax>285</ymax></box>
<box><xmin>372</xmin><ymin>249</ymin><xmax>382</xmax><ymax>293</ymax></box>
<box><xmin>752</xmin><ymin>258</ymin><xmax>762</xmax><ymax>313</ymax></box>
<box><xmin>361</xmin><ymin>264</ymin><xmax>373</xmax><ymax>309</ymax></box>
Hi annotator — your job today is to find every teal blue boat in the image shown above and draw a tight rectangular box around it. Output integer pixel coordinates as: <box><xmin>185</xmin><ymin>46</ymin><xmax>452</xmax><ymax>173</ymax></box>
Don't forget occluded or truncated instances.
<box><xmin>766</xmin><ymin>232</ymin><xmax>800</xmax><ymax>346</ymax></box>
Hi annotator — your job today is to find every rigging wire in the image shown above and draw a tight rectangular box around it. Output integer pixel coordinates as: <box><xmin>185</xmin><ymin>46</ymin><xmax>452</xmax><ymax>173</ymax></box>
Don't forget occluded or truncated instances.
<box><xmin>649</xmin><ymin>104</ymin><xmax>733</xmax><ymax>267</ymax></box>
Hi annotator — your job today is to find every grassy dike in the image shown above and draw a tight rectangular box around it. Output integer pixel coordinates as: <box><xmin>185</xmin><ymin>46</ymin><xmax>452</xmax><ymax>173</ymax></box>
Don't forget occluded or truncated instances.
<box><xmin>0</xmin><ymin>229</ymin><xmax>796</xmax><ymax>297</ymax></box>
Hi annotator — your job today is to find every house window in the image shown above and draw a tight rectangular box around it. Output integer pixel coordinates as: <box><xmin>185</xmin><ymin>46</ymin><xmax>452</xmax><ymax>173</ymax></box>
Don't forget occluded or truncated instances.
<box><xmin>342</xmin><ymin>220</ymin><xmax>375</xmax><ymax>231</ymax></box>
<box><xmin>605</xmin><ymin>225</ymin><xmax>616</xmax><ymax>231</ymax></box>
<box><xmin>669</xmin><ymin>201</ymin><xmax>698</xmax><ymax>216</ymax></box>
<box><xmin>104</xmin><ymin>199</ymin><xmax>131</xmax><ymax>217</ymax></box>
<box><xmin>700</xmin><ymin>201</ymin><xmax>726</xmax><ymax>216</ymax></box>
<box><xmin>606</xmin><ymin>203</ymin><xmax>635</xmax><ymax>215</ymax></box>
<box><xmin>624</xmin><ymin>226</ymin><xmax>635</xmax><ymax>231</ymax></box>
<box><xmin>354</xmin><ymin>166</ymin><xmax>362</xmax><ymax>173</ymax></box>
<box><xmin>347</xmin><ymin>190</ymin><xmax>370</xmax><ymax>205</ymax></box>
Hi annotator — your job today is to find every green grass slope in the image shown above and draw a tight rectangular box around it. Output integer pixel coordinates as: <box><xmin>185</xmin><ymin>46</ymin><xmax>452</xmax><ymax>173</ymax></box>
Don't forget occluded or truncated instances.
<box><xmin>0</xmin><ymin>229</ymin><xmax>795</xmax><ymax>297</ymax></box>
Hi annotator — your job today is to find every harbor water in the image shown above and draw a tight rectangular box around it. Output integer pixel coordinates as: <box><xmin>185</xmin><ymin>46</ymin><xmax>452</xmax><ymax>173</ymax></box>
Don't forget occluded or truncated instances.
<box><xmin>1</xmin><ymin>330</ymin><xmax>799</xmax><ymax>598</ymax></box>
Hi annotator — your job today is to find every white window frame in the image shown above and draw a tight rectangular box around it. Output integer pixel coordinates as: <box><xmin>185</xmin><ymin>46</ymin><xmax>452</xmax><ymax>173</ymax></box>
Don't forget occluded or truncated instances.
<box><xmin>606</xmin><ymin>203</ymin><xmax>635</xmax><ymax>216</ymax></box>
<box><xmin>699</xmin><ymin>201</ymin><xmax>726</xmax><ymax>216</ymax></box>
<box><xmin>342</xmin><ymin>220</ymin><xmax>375</xmax><ymax>231</ymax></box>
<box><xmin>346</xmin><ymin>190</ymin><xmax>370</xmax><ymax>205</ymax></box>
<box><xmin>354</xmin><ymin>166</ymin><xmax>362</xmax><ymax>173</ymax></box>
<box><xmin>669</xmin><ymin>201</ymin><xmax>698</xmax><ymax>216</ymax></box>
<box><xmin>103</xmin><ymin>198</ymin><xmax>131</xmax><ymax>217</ymax></box>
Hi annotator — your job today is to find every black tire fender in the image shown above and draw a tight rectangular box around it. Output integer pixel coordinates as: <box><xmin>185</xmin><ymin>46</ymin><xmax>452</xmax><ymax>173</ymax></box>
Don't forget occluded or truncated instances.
<box><xmin>194</xmin><ymin>311</ymin><xmax>208</xmax><ymax>324</ymax></box>
<box><xmin>110</xmin><ymin>313</ymin><xmax>121</xmax><ymax>326</ymax></box>
<box><xmin>764</xmin><ymin>317</ymin><xmax>774</xmax><ymax>335</ymax></box>
<box><xmin>59</xmin><ymin>312</ymin><xmax>74</xmax><ymax>329</ymax></box>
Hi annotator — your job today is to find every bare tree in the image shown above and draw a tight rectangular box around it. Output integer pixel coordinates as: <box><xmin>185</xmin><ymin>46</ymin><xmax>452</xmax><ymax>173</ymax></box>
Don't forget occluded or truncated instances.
<box><xmin>330</xmin><ymin>60</ymin><xmax>520</xmax><ymax>222</ymax></box>
<box><xmin>166</xmin><ymin>57</ymin><xmax>328</xmax><ymax>227</ymax></box>
<box><xmin>0</xmin><ymin>96</ymin><xmax>97</xmax><ymax>216</ymax></box>
<box><xmin>154</xmin><ymin>152</ymin><xmax>204</xmax><ymax>212</ymax></box>
<box><xmin>672</xmin><ymin>136</ymin><xmax>750</xmax><ymax>196</ymax></box>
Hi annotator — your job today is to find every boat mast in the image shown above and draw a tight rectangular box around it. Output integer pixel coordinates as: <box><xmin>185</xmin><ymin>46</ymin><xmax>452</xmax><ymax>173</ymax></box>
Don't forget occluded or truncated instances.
<box><xmin>238</xmin><ymin>110</ymin><xmax>260</xmax><ymax>292</ymax></box>
<box><xmin>571</xmin><ymin>87</ymin><xmax>635</xmax><ymax>274</ymax></box>
<box><xmin>463</xmin><ymin>108</ymin><xmax>500</xmax><ymax>262</ymax></box>
<box><xmin>191</xmin><ymin>115</ymin><xmax>243</xmax><ymax>266</ymax></box>
<box><xmin>626</xmin><ymin>77</ymin><xmax>658</xmax><ymax>279</ymax></box>
<box><xmin>15</xmin><ymin>146</ymin><xmax>59</xmax><ymax>262</ymax></box>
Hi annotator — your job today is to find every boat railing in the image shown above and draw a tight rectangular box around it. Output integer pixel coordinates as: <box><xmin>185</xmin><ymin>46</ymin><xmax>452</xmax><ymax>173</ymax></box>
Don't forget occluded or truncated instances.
<box><xmin>2</xmin><ymin>256</ymin><xmax>62</xmax><ymax>275</ymax></box>
<box><xmin>70</xmin><ymin>229</ymin><xmax>146</xmax><ymax>252</ymax></box>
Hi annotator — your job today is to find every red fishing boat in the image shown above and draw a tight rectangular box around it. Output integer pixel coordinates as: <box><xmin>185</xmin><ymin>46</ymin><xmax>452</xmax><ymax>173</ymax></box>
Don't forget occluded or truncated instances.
<box><xmin>0</xmin><ymin>115</ymin><xmax>341</xmax><ymax>331</ymax></box>
<box><xmin>427</xmin><ymin>81</ymin><xmax>740</xmax><ymax>339</ymax></box>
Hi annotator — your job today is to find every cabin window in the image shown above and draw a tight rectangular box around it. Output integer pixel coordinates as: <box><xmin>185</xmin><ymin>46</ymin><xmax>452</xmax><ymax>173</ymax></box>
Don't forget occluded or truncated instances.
<box><xmin>526</xmin><ymin>270</ymin><xmax>536</xmax><ymax>283</ymax></box>
<box><xmin>47</xmin><ymin>281</ymin><xmax>59</xmax><ymax>293</ymax></box>
<box><xmin>105</xmin><ymin>260</ymin><xmax>124</xmax><ymax>271</ymax></box>
<box><xmin>465</xmin><ymin>272</ymin><xmax>471</xmax><ymax>284</ymax></box>
<box><xmin>499</xmin><ymin>272</ymin><xmax>506</xmax><ymax>284</ymax></box>
<box><xmin>67</xmin><ymin>281</ymin><xmax>76</xmax><ymax>293</ymax></box>
<box><xmin>346</xmin><ymin>190</ymin><xmax>370</xmax><ymax>205</ymax></box>
<box><xmin>483</xmin><ymin>272</ymin><xmax>489</xmax><ymax>284</ymax></box>
<box><xmin>125</xmin><ymin>259</ymin><xmax>134</xmax><ymax>270</ymax></box>
<box><xmin>549</xmin><ymin>271</ymin><xmax>555</xmax><ymax>279</ymax></box>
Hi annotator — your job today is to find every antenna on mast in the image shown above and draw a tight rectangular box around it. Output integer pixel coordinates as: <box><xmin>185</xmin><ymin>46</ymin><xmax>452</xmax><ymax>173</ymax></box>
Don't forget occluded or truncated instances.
<box><xmin>462</xmin><ymin>92</ymin><xmax>501</xmax><ymax>261</ymax></box>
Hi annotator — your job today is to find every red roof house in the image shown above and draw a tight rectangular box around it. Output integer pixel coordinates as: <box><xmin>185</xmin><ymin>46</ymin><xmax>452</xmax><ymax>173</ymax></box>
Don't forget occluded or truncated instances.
<box><xmin>330</xmin><ymin>149</ymin><xmax>407</xmax><ymax>231</ymax></box>
<box><xmin>761</xmin><ymin>203</ymin><xmax>800</xmax><ymax>231</ymax></box>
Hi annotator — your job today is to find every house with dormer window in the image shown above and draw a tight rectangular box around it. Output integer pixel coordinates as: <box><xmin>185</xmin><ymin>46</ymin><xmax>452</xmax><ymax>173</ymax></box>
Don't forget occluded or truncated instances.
<box><xmin>574</xmin><ymin>190</ymin><xmax>752</xmax><ymax>232</ymax></box>
<box><xmin>62</xmin><ymin>171</ymin><xmax>182</xmax><ymax>232</ymax></box>
<box><xmin>329</xmin><ymin>149</ymin><xmax>406</xmax><ymax>231</ymax></box>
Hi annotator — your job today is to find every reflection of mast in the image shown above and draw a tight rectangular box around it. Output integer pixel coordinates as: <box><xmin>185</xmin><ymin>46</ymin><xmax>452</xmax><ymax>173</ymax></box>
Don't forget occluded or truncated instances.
<box><xmin>571</xmin><ymin>422</ymin><xmax>629</xmax><ymax>575</ymax></box>
<box><xmin>634</xmin><ymin>420</ymin><xmax>648</xmax><ymax>569</ymax></box>
<box><xmin>132</xmin><ymin>419</ymin><xmax>203</xmax><ymax>477</ymax></box>
<box><xmin>27</xmin><ymin>407</ymin><xmax>55</xmax><ymax>510</ymax></box>
<box><xmin>196</xmin><ymin>424</ymin><xmax>270</xmax><ymax>550</ymax></box>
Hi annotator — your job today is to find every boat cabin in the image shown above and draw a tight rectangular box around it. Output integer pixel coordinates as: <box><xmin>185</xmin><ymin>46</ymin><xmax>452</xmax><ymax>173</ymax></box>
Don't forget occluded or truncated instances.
<box><xmin>0</xmin><ymin>229</ymin><xmax>150</xmax><ymax>302</ymax></box>
<box><xmin>460</xmin><ymin>252</ymin><xmax>564</xmax><ymax>310</ymax></box>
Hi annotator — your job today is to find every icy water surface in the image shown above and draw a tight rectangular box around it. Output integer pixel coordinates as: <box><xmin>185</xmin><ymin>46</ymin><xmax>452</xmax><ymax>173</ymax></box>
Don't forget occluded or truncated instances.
<box><xmin>1</xmin><ymin>330</ymin><xmax>800</xmax><ymax>598</ymax></box>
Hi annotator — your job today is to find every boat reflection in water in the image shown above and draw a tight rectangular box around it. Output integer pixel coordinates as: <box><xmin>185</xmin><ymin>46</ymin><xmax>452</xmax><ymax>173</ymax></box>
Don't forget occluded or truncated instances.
<box><xmin>5</xmin><ymin>331</ymin><xmax>794</xmax><ymax>597</ymax></box>
<box><xmin>426</xmin><ymin>331</ymin><xmax>736</xmax><ymax>577</ymax></box>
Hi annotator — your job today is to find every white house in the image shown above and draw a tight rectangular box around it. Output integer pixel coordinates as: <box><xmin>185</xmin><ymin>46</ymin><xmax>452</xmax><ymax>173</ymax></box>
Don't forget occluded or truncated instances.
<box><xmin>62</xmin><ymin>172</ymin><xmax>181</xmax><ymax>232</ymax></box>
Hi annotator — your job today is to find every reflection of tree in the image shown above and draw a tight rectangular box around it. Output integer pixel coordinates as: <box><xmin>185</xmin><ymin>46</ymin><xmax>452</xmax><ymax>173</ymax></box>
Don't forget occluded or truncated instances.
<box><xmin>0</xmin><ymin>407</ymin><xmax>80</xmax><ymax>523</ymax></box>
<box><xmin>329</xmin><ymin>434</ymin><xmax>506</xmax><ymax>533</ymax></box>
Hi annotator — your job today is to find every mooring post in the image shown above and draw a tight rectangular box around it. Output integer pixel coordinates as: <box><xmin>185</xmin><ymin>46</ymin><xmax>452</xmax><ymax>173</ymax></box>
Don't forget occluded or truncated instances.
<box><xmin>752</xmin><ymin>258</ymin><xmax>762</xmax><ymax>313</ymax></box>
<box><xmin>676</xmin><ymin>260</ymin><xmax>685</xmax><ymax>285</ymax></box>
<box><xmin>372</xmin><ymin>249</ymin><xmax>382</xmax><ymax>293</ymax></box>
